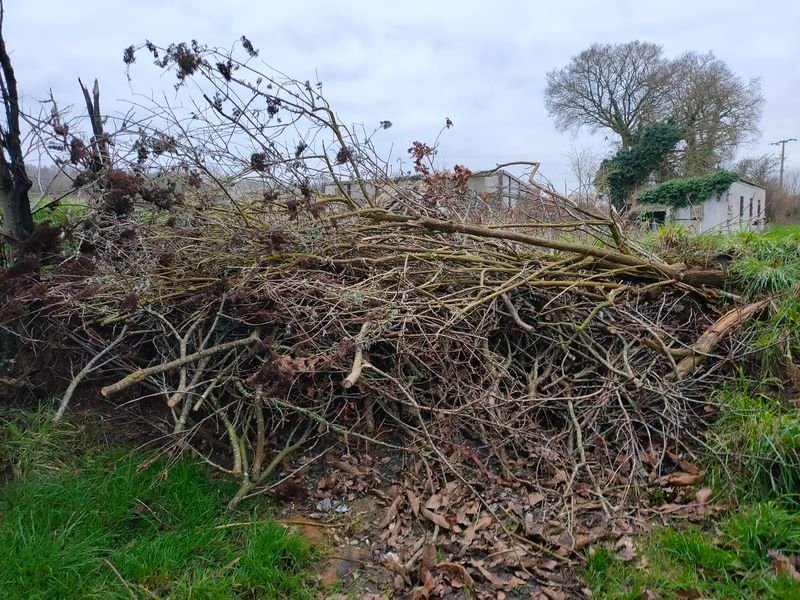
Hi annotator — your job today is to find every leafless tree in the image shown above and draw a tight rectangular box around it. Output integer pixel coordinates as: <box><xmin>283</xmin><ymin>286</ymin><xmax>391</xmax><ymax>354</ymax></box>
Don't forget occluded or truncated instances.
<box><xmin>566</xmin><ymin>145</ymin><xmax>599</xmax><ymax>205</ymax></box>
<box><xmin>731</xmin><ymin>153</ymin><xmax>779</xmax><ymax>186</ymax></box>
<box><xmin>669</xmin><ymin>51</ymin><xmax>763</xmax><ymax>176</ymax></box>
<box><xmin>544</xmin><ymin>41</ymin><xmax>671</xmax><ymax>150</ymax></box>
<box><xmin>0</xmin><ymin>0</ymin><xmax>33</xmax><ymax>252</ymax></box>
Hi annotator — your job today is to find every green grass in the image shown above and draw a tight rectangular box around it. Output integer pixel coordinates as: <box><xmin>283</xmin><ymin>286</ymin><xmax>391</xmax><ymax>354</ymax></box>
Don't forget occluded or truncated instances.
<box><xmin>31</xmin><ymin>196</ymin><xmax>87</xmax><ymax>226</ymax></box>
<box><xmin>0</xmin><ymin>410</ymin><xmax>315</xmax><ymax>599</ymax></box>
<box><xmin>583</xmin><ymin>503</ymin><xmax>800</xmax><ymax>599</ymax></box>
<box><xmin>706</xmin><ymin>386</ymin><xmax>800</xmax><ymax>506</ymax></box>
<box><xmin>641</xmin><ymin>223</ymin><xmax>800</xmax><ymax>298</ymax></box>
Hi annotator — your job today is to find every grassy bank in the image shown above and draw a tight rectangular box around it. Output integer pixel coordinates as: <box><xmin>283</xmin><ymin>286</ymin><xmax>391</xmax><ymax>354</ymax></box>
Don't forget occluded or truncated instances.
<box><xmin>0</xmin><ymin>410</ymin><xmax>316</xmax><ymax>600</ymax></box>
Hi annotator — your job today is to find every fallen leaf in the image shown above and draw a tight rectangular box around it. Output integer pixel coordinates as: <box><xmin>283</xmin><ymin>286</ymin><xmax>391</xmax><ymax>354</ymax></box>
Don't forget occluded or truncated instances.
<box><xmin>663</xmin><ymin>471</ymin><xmax>702</xmax><ymax>486</ymax></box>
<box><xmin>695</xmin><ymin>487</ymin><xmax>712</xmax><ymax>505</ymax></box>
<box><xmin>768</xmin><ymin>550</ymin><xmax>800</xmax><ymax>581</ymax></box>
<box><xmin>437</xmin><ymin>562</ymin><xmax>475</xmax><ymax>587</ymax></box>
<box><xmin>674</xmin><ymin>589</ymin><xmax>701</xmax><ymax>599</ymax></box>
<box><xmin>420</xmin><ymin>507</ymin><xmax>451</xmax><ymax>530</ymax></box>
<box><xmin>379</xmin><ymin>495</ymin><xmax>403</xmax><ymax>529</ymax></box>
<box><xmin>615</xmin><ymin>536</ymin><xmax>636</xmax><ymax>562</ymax></box>
<box><xmin>527</xmin><ymin>492</ymin><xmax>545</xmax><ymax>506</ymax></box>
<box><xmin>407</xmin><ymin>489</ymin><xmax>420</xmax><ymax>517</ymax></box>
<box><xmin>425</xmin><ymin>493</ymin><xmax>445</xmax><ymax>511</ymax></box>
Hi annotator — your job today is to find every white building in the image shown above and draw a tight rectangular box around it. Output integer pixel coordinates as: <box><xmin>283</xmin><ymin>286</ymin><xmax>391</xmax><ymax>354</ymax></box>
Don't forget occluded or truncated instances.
<box><xmin>635</xmin><ymin>179</ymin><xmax>767</xmax><ymax>233</ymax></box>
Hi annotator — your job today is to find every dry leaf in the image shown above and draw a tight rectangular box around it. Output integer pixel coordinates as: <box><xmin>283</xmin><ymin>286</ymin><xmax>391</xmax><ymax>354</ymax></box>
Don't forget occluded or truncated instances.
<box><xmin>437</xmin><ymin>562</ymin><xmax>475</xmax><ymax>587</ymax></box>
<box><xmin>379</xmin><ymin>495</ymin><xmax>403</xmax><ymax>529</ymax></box>
<box><xmin>527</xmin><ymin>492</ymin><xmax>545</xmax><ymax>506</ymax></box>
<box><xmin>425</xmin><ymin>494</ymin><xmax>445</xmax><ymax>511</ymax></box>
<box><xmin>663</xmin><ymin>471</ymin><xmax>702</xmax><ymax>486</ymax></box>
<box><xmin>674</xmin><ymin>589</ymin><xmax>701</xmax><ymax>599</ymax></box>
<box><xmin>768</xmin><ymin>550</ymin><xmax>800</xmax><ymax>581</ymax></box>
<box><xmin>421</xmin><ymin>542</ymin><xmax>436</xmax><ymax>570</ymax></box>
<box><xmin>615</xmin><ymin>536</ymin><xmax>637</xmax><ymax>562</ymax></box>
<box><xmin>420</xmin><ymin>506</ymin><xmax>451</xmax><ymax>530</ymax></box>
<box><xmin>407</xmin><ymin>489</ymin><xmax>420</xmax><ymax>517</ymax></box>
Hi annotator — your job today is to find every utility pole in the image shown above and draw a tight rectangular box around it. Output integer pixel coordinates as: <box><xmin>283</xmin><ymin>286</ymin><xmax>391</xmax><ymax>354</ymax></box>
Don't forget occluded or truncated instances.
<box><xmin>771</xmin><ymin>138</ymin><xmax>797</xmax><ymax>189</ymax></box>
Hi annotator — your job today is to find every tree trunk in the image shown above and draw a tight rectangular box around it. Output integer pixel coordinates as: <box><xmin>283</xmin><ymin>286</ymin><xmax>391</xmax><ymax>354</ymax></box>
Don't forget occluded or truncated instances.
<box><xmin>0</xmin><ymin>2</ymin><xmax>34</xmax><ymax>255</ymax></box>
<box><xmin>78</xmin><ymin>77</ymin><xmax>108</xmax><ymax>173</ymax></box>
<box><xmin>0</xmin><ymin>182</ymin><xmax>33</xmax><ymax>244</ymax></box>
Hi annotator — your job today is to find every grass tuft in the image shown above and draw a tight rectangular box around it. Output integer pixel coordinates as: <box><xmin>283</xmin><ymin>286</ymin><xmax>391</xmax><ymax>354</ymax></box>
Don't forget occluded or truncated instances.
<box><xmin>707</xmin><ymin>387</ymin><xmax>800</xmax><ymax>505</ymax></box>
<box><xmin>0</xmin><ymin>411</ymin><xmax>315</xmax><ymax>599</ymax></box>
<box><xmin>583</xmin><ymin>505</ymin><xmax>800</xmax><ymax>599</ymax></box>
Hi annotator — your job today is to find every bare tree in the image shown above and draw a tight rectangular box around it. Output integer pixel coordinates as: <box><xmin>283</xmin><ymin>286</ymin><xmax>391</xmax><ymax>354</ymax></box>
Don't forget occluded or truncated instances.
<box><xmin>0</xmin><ymin>0</ymin><xmax>33</xmax><ymax>251</ymax></box>
<box><xmin>731</xmin><ymin>154</ymin><xmax>779</xmax><ymax>186</ymax></box>
<box><xmin>544</xmin><ymin>41</ymin><xmax>671</xmax><ymax>149</ymax></box>
<box><xmin>566</xmin><ymin>145</ymin><xmax>599</xmax><ymax>205</ymax></box>
<box><xmin>669</xmin><ymin>51</ymin><xmax>763</xmax><ymax>176</ymax></box>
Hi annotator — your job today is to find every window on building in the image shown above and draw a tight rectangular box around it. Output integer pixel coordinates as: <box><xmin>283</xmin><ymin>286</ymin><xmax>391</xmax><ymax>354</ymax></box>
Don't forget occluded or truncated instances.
<box><xmin>739</xmin><ymin>196</ymin><xmax>745</xmax><ymax>219</ymax></box>
<box><xmin>749</xmin><ymin>197</ymin><xmax>753</xmax><ymax>219</ymax></box>
<box><xmin>757</xmin><ymin>198</ymin><xmax>761</xmax><ymax>217</ymax></box>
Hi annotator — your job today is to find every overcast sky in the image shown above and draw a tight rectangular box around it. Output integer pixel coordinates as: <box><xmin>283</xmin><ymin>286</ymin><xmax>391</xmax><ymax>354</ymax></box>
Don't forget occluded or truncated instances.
<box><xmin>7</xmin><ymin>0</ymin><xmax>799</xmax><ymax>189</ymax></box>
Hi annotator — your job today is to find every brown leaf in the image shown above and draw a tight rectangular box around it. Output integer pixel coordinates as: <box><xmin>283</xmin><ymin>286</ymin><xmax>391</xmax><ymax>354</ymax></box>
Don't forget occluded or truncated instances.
<box><xmin>379</xmin><ymin>495</ymin><xmax>404</xmax><ymax>529</ymax></box>
<box><xmin>469</xmin><ymin>559</ymin><xmax>524</xmax><ymax>590</ymax></box>
<box><xmin>420</xmin><ymin>506</ymin><xmax>451</xmax><ymax>530</ymax></box>
<box><xmin>695</xmin><ymin>487</ymin><xmax>712</xmax><ymax>505</ymax></box>
<box><xmin>527</xmin><ymin>492</ymin><xmax>545</xmax><ymax>507</ymax></box>
<box><xmin>421</xmin><ymin>542</ymin><xmax>436</xmax><ymax>570</ymax></box>
<box><xmin>674</xmin><ymin>589</ymin><xmax>701</xmax><ymax>599</ymax></box>
<box><xmin>475</xmin><ymin>513</ymin><xmax>494</xmax><ymax>531</ymax></box>
<box><xmin>407</xmin><ymin>489</ymin><xmax>420</xmax><ymax>517</ymax></box>
<box><xmin>663</xmin><ymin>471</ymin><xmax>702</xmax><ymax>486</ymax></box>
<box><xmin>425</xmin><ymin>493</ymin><xmax>445</xmax><ymax>511</ymax></box>
<box><xmin>768</xmin><ymin>550</ymin><xmax>800</xmax><ymax>581</ymax></box>
<box><xmin>615</xmin><ymin>536</ymin><xmax>636</xmax><ymax>562</ymax></box>
<box><xmin>437</xmin><ymin>562</ymin><xmax>475</xmax><ymax>587</ymax></box>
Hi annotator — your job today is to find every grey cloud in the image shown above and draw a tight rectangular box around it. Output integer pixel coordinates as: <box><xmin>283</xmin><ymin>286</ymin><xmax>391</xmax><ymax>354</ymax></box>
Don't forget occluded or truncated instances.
<box><xmin>6</xmin><ymin>0</ymin><xmax>799</xmax><ymax>185</ymax></box>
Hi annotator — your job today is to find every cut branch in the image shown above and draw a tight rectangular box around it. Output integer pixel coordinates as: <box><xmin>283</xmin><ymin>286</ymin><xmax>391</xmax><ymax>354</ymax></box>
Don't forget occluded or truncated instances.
<box><xmin>100</xmin><ymin>330</ymin><xmax>260</xmax><ymax>398</ymax></box>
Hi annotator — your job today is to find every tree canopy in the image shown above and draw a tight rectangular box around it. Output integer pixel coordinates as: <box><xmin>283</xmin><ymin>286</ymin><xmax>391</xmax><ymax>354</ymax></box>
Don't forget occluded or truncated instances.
<box><xmin>545</xmin><ymin>42</ymin><xmax>763</xmax><ymax>178</ymax></box>
<box><xmin>545</xmin><ymin>41</ymin><xmax>670</xmax><ymax>150</ymax></box>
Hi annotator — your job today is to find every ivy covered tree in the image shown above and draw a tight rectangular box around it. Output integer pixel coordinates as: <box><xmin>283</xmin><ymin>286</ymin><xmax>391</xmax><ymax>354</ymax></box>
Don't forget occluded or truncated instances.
<box><xmin>595</xmin><ymin>120</ymin><xmax>682</xmax><ymax>211</ymax></box>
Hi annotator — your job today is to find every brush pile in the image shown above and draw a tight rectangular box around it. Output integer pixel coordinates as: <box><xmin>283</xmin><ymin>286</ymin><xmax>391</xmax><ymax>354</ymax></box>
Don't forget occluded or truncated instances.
<box><xmin>1</xmin><ymin>180</ymin><xmax>742</xmax><ymax>501</ymax></box>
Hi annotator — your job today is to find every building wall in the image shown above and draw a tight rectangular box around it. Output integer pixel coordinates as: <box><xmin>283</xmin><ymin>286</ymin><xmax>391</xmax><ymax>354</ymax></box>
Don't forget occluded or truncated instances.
<box><xmin>672</xmin><ymin>181</ymin><xmax>766</xmax><ymax>233</ymax></box>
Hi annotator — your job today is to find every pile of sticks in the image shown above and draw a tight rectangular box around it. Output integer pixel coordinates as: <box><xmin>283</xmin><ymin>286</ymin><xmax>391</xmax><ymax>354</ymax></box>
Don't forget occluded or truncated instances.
<box><xmin>0</xmin><ymin>181</ymin><xmax>757</xmax><ymax>509</ymax></box>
